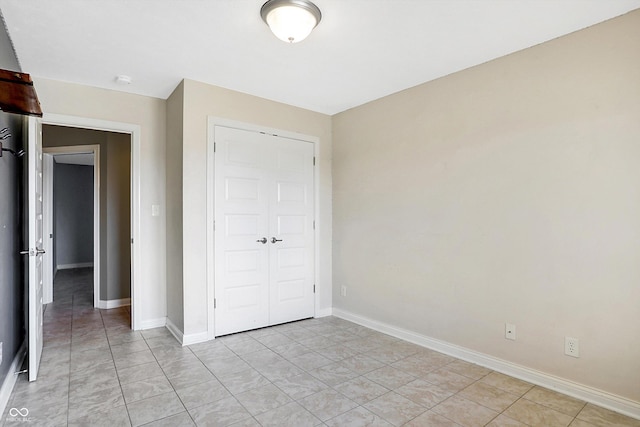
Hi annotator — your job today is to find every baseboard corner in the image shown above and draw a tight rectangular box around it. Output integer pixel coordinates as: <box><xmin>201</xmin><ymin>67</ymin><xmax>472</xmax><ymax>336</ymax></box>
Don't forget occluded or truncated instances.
<box><xmin>182</xmin><ymin>331</ymin><xmax>209</xmax><ymax>347</ymax></box>
<box><xmin>315</xmin><ymin>307</ymin><xmax>333</xmax><ymax>318</ymax></box>
<box><xmin>165</xmin><ymin>318</ymin><xmax>184</xmax><ymax>345</ymax></box>
<box><xmin>137</xmin><ymin>317</ymin><xmax>167</xmax><ymax>331</ymax></box>
<box><xmin>97</xmin><ymin>298</ymin><xmax>131</xmax><ymax>310</ymax></box>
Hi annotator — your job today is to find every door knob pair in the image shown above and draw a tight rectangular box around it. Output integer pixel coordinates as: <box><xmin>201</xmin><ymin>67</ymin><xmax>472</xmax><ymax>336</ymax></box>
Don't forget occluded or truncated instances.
<box><xmin>256</xmin><ymin>237</ymin><xmax>283</xmax><ymax>244</ymax></box>
<box><xmin>20</xmin><ymin>248</ymin><xmax>45</xmax><ymax>256</ymax></box>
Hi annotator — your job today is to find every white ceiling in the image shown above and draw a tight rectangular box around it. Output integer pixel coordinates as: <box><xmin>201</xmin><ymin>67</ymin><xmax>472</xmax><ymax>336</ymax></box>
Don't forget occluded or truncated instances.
<box><xmin>1</xmin><ymin>0</ymin><xmax>639</xmax><ymax>115</ymax></box>
<box><xmin>54</xmin><ymin>153</ymin><xmax>94</xmax><ymax>166</ymax></box>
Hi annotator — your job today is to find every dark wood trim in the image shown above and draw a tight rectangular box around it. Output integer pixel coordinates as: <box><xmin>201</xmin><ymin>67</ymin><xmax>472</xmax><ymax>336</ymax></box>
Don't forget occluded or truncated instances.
<box><xmin>0</xmin><ymin>69</ymin><xmax>43</xmax><ymax>117</ymax></box>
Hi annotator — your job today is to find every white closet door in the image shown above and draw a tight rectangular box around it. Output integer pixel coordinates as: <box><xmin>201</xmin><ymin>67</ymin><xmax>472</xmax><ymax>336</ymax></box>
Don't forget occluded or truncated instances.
<box><xmin>214</xmin><ymin>127</ymin><xmax>270</xmax><ymax>336</ymax></box>
<box><xmin>268</xmin><ymin>135</ymin><xmax>315</xmax><ymax>325</ymax></box>
<box><xmin>214</xmin><ymin>126</ymin><xmax>315</xmax><ymax>336</ymax></box>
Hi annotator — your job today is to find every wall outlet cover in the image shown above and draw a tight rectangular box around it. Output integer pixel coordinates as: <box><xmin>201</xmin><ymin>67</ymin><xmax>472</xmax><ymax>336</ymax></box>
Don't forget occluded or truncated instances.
<box><xmin>565</xmin><ymin>336</ymin><xmax>580</xmax><ymax>357</ymax></box>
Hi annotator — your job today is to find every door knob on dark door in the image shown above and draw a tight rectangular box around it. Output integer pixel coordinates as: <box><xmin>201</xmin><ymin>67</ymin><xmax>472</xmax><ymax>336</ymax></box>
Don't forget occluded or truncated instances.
<box><xmin>256</xmin><ymin>237</ymin><xmax>267</xmax><ymax>244</ymax></box>
<box><xmin>271</xmin><ymin>237</ymin><xmax>283</xmax><ymax>243</ymax></box>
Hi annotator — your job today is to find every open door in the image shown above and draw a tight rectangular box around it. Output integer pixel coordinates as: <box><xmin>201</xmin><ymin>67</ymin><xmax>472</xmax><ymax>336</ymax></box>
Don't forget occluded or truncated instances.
<box><xmin>26</xmin><ymin>115</ymin><xmax>44</xmax><ymax>381</ymax></box>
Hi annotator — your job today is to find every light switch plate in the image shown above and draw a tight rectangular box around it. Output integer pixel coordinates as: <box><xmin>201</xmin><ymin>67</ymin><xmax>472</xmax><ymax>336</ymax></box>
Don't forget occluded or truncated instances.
<box><xmin>505</xmin><ymin>323</ymin><xmax>516</xmax><ymax>340</ymax></box>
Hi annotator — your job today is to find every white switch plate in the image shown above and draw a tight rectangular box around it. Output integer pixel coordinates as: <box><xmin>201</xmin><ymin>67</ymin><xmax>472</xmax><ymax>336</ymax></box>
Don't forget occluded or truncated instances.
<box><xmin>341</xmin><ymin>286</ymin><xmax>347</xmax><ymax>297</ymax></box>
<box><xmin>505</xmin><ymin>323</ymin><xmax>516</xmax><ymax>340</ymax></box>
<box><xmin>151</xmin><ymin>204</ymin><xmax>160</xmax><ymax>217</ymax></box>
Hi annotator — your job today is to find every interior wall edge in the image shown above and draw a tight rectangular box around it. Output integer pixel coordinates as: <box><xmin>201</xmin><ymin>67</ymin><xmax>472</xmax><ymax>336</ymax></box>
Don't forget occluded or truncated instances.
<box><xmin>333</xmin><ymin>308</ymin><xmax>640</xmax><ymax>421</ymax></box>
<box><xmin>165</xmin><ymin>317</ymin><xmax>184</xmax><ymax>346</ymax></box>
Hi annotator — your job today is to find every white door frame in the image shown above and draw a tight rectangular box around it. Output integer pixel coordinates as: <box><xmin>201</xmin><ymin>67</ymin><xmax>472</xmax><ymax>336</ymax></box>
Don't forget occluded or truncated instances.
<box><xmin>42</xmin><ymin>114</ymin><xmax>142</xmax><ymax>330</ymax></box>
<box><xmin>42</xmin><ymin>145</ymin><xmax>100</xmax><ymax>308</ymax></box>
<box><xmin>206</xmin><ymin>117</ymin><xmax>321</xmax><ymax>340</ymax></box>
<box><xmin>42</xmin><ymin>154</ymin><xmax>54</xmax><ymax>304</ymax></box>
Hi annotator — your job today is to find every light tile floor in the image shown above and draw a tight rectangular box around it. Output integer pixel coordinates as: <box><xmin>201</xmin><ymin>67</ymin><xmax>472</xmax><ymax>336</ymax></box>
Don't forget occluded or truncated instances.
<box><xmin>3</xmin><ymin>268</ymin><xmax>639</xmax><ymax>427</ymax></box>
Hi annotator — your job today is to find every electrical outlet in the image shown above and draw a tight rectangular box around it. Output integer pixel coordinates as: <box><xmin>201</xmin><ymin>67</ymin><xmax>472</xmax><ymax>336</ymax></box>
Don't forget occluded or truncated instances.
<box><xmin>341</xmin><ymin>286</ymin><xmax>347</xmax><ymax>297</ymax></box>
<box><xmin>565</xmin><ymin>337</ymin><xmax>579</xmax><ymax>357</ymax></box>
<box><xmin>505</xmin><ymin>323</ymin><xmax>516</xmax><ymax>340</ymax></box>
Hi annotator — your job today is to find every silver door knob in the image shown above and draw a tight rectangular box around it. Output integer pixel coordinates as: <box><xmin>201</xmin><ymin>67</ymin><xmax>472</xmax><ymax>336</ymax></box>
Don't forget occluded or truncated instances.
<box><xmin>271</xmin><ymin>237</ymin><xmax>283</xmax><ymax>244</ymax></box>
<box><xmin>256</xmin><ymin>237</ymin><xmax>267</xmax><ymax>244</ymax></box>
<box><xmin>19</xmin><ymin>248</ymin><xmax>45</xmax><ymax>256</ymax></box>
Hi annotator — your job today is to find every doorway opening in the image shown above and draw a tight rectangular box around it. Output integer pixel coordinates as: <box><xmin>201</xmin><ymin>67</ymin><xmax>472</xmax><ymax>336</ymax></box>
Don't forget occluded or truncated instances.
<box><xmin>43</xmin><ymin>146</ymin><xmax>100</xmax><ymax>308</ymax></box>
<box><xmin>42</xmin><ymin>122</ymin><xmax>135</xmax><ymax>328</ymax></box>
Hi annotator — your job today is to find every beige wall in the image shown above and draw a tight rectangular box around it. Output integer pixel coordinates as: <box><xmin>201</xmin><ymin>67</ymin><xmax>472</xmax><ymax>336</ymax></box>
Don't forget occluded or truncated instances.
<box><xmin>105</xmin><ymin>132</ymin><xmax>132</xmax><ymax>300</ymax></box>
<box><xmin>166</xmin><ymin>82</ymin><xmax>184</xmax><ymax>331</ymax></box>
<box><xmin>180</xmin><ymin>79</ymin><xmax>333</xmax><ymax>336</ymax></box>
<box><xmin>35</xmin><ymin>78</ymin><xmax>167</xmax><ymax>326</ymax></box>
<box><xmin>332</xmin><ymin>10</ymin><xmax>640</xmax><ymax>402</ymax></box>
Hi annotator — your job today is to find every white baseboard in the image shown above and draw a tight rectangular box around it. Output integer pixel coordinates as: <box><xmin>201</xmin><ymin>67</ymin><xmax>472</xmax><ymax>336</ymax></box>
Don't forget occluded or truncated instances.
<box><xmin>0</xmin><ymin>341</ymin><xmax>26</xmax><ymax>420</ymax></box>
<box><xmin>137</xmin><ymin>317</ymin><xmax>166</xmax><ymax>331</ymax></box>
<box><xmin>316</xmin><ymin>307</ymin><xmax>333</xmax><ymax>318</ymax></box>
<box><xmin>165</xmin><ymin>318</ymin><xmax>208</xmax><ymax>346</ymax></box>
<box><xmin>97</xmin><ymin>298</ymin><xmax>130</xmax><ymax>310</ymax></box>
<box><xmin>56</xmin><ymin>262</ymin><xmax>94</xmax><ymax>270</ymax></box>
<box><xmin>332</xmin><ymin>308</ymin><xmax>640</xmax><ymax>421</ymax></box>
<box><xmin>183</xmin><ymin>331</ymin><xmax>209</xmax><ymax>346</ymax></box>
<box><xmin>165</xmin><ymin>318</ymin><xmax>184</xmax><ymax>345</ymax></box>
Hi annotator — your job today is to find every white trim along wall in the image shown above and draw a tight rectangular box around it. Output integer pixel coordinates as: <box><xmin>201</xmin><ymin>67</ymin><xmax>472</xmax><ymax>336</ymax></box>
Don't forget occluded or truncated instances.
<box><xmin>97</xmin><ymin>298</ymin><xmax>131</xmax><ymax>310</ymax></box>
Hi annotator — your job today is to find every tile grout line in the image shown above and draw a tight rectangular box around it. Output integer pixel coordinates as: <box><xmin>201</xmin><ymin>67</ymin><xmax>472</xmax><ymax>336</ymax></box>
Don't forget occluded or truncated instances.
<box><xmin>65</xmin><ymin>290</ymin><xmax>75</xmax><ymax>427</ymax></box>
<box><xmin>146</xmin><ymin>333</ymin><xmax>198</xmax><ymax>427</ymax></box>
<box><xmin>102</xmin><ymin>305</ymin><xmax>134</xmax><ymax>427</ymax></box>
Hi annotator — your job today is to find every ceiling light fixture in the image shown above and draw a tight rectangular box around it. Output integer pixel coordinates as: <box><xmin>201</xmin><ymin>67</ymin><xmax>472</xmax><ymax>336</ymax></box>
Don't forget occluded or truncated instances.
<box><xmin>260</xmin><ymin>0</ymin><xmax>322</xmax><ymax>44</ymax></box>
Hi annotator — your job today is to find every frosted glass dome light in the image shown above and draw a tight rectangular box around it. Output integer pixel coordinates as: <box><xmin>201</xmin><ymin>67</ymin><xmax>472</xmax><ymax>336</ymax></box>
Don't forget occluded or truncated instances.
<box><xmin>261</xmin><ymin>0</ymin><xmax>322</xmax><ymax>44</ymax></box>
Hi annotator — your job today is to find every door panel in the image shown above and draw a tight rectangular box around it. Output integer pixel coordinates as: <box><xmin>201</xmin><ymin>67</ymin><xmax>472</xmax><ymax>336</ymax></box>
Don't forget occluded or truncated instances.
<box><xmin>277</xmin><ymin>180</ymin><xmax>307</xmax><ymax>203</ymax></box>
<box><xmin>214</xmin><ymin>126</ymin><xmax>315</xmax><ymax>335</ymax></box>
<box><xmin>268</xmin><ymin>136</ymin><xmax>314</xmax><ymax>326</ymax></box>
<box><xmin>225</xmin><ymin>215</ymin><xmax>261</xmax><ymax>237</ymax></box>
<box><xmin>226</xmin><ymin>177</ymin><xmax>261</xmax><ymax>201</ymax></box>
<box><xmin>214</xmin><ymin>127</ymin><xmax>270</xmax><ymax>336</ymax></box>
<box><xmin>277</xmin><ymin>215</ymin><xmax>306</xmax><ymax>235</ymax></box>
<box><xmin>27</xmin><ymin>116</ymin><xmax>44</xmax><ymax>382</ymax></box>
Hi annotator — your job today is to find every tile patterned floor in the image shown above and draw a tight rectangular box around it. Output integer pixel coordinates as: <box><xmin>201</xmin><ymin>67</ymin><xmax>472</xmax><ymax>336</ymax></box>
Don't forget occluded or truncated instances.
<box><xmin>2</xmin><ymin>268</ymin><xmax>639</xmax><ymax>426</ymax></box>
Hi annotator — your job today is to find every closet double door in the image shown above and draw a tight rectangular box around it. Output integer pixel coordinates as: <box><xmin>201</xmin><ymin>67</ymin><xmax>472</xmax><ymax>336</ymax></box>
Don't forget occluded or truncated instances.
<box><xmin>214</xmin><ymin>126</ymin><xmax>315</xmax><ymax>336</ymax></box>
